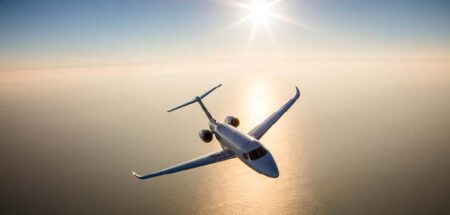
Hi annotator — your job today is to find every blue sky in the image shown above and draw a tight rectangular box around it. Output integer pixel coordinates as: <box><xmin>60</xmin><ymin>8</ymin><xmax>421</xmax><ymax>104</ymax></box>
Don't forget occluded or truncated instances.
<box><xmin>0</xmin><ymin>0</ymin><xmax>449</xmax><ymax>70</ymax></box>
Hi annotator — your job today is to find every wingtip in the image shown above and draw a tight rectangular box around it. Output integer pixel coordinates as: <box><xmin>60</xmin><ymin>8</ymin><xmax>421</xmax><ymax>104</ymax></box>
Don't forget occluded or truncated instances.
<box><xmin>294</xmin><ymin>86</ymin><xmax>300</xmax><ymax>99</ymax></box>
<box><xmin>132</xmin><ymin>171</ymin><xmax>142</xmax><ymax>179</ymax></box>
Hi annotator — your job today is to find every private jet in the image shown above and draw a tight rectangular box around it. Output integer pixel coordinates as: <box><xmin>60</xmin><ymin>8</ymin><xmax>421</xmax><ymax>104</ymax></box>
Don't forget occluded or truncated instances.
<box><xmin>132</xmin><ymin>84</ymin><xmax>300</xmax><ymax>179</ymax></box>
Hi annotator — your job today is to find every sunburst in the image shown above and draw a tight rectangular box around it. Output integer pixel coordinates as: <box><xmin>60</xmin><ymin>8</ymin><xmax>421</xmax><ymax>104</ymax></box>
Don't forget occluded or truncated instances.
<box><xmin>220</xmin><ymin>0</ymin><xmax>312</xmax><ymax>55</ymax></box>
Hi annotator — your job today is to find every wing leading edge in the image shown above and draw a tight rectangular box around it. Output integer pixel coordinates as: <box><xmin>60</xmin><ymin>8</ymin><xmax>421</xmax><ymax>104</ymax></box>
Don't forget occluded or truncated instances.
<box><xmin>248</xmin><ymin>86</ymin><xmax>300</xmax><ymax>140</ymax></box>
<box><xmin>132</xmin><ymin>149</ymin><xmax>235</xmax><ymax>180</ymax></box>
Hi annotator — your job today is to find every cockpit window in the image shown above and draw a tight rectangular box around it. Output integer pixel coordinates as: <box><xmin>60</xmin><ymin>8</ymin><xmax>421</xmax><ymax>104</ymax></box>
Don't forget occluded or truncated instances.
<box><xmin>243</xmin><ymin>146</ymin><xmax>267</xmax><ymax>161</ymax></box>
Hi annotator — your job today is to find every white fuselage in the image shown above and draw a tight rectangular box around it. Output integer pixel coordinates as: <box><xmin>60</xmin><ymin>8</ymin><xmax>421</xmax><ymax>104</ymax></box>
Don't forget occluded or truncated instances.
<box><xmin>209</xmin><ymin>121</ymin><xmax>279</xmax><ymax>178</ymax></box>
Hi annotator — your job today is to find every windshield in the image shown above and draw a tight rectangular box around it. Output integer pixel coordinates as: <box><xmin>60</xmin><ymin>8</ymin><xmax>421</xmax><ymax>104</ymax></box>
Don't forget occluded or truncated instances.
<box><xmin>243</xmin><ymin>146</ymin><xmax>267</xmax><ymax>161</ymax></box>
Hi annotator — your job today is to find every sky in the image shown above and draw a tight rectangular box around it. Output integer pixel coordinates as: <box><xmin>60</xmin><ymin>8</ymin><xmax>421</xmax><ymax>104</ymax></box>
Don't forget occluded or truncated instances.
<box><xmin>0</xmin><ymin>0</ymin><xmax>449</xmax><ymax>71</ymax></box>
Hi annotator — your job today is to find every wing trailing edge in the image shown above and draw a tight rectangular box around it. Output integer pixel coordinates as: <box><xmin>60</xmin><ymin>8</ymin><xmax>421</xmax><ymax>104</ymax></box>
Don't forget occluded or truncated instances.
<box><xmin>132</xmin><ymin>149</ymin><xmax>235</xmax><ymax>180</ymax></box>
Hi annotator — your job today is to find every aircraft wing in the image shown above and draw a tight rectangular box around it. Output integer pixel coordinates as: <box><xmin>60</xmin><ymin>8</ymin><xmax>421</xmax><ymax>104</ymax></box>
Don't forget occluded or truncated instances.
<box><xmin>248</xmin><ymin>87</ymin><xmax>300</xmax><ymax>140</ymax></box>
<box><xmin>132</xmin><ymin>149</ymin><xmax>235</xmax><ymax>180</ymax></box>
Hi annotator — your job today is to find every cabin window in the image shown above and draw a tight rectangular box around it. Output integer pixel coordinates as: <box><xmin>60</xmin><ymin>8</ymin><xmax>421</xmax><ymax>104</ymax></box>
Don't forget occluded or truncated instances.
<box><xmin>243</xmin><ymin>146</ymin><xmax>267</xmax><ymax>161</ymax></box>
<box><xmin>243</xmin><ymin>153</ymin><xmax>249</xmax><ymax>160</ymax></box>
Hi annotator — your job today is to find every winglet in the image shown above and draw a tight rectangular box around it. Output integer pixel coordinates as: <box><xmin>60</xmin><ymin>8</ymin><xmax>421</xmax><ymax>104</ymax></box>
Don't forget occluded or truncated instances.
<box><xmin>132</xmin><ymin>171</ymin><xmax>144</xmax><ymax>179</ymax></box>
<box><xmin>294</xmin><ymin>86</ymin><xmax>300</xmax><ymax>100</ymax></box>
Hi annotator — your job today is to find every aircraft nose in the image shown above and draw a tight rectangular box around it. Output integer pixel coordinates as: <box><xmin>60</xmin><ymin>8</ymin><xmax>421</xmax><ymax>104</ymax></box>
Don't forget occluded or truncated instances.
<box><xmin>253</xmin><ymin>152</ymin><xmax>279</xmax><ymax>178</ymax></box>
<box><xmin>265</xmin><ymin>153</ymin><xmax>279</xmax><ymax>178</ymax></box>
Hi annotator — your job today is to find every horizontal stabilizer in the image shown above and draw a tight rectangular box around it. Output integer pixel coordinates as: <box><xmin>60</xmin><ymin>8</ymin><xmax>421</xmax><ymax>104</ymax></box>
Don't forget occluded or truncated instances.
<box><xmin>167</xmin><ymin>84</ymin><xmax>222</xmax><ymax>113</ymax></box>
<box><xmin>200</xmin><ymin>84</ymin><xmax>222</xmax><ymax>99</ymax></box>
<box><xmin>167</xmin><ymin>99</ymin><xmax>197</xmax><ymax>112</ymax></box>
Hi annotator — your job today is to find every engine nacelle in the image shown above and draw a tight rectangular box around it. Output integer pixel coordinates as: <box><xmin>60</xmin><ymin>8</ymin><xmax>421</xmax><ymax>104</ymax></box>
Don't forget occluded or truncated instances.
<box><xmin>199</xmin><ymin>129</ymin><xmax>213</xmax><ymax>143</ymax></box>
<box><xmin>224</xmin><ymin>116</ymin><xmax>240</xmax><ymax>128</ymax></box>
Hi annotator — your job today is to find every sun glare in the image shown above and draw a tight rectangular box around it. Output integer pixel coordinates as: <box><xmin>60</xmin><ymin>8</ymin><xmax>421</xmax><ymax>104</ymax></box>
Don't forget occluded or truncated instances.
<box><xmin>249</xmin><ymin>1</ymin><xmax>271</xmax><ymax>25</ymax></box>
<box><xmin>220</xmin><ymin>0</ymin><xmax>313</xmax><ymax>55</ymax></box>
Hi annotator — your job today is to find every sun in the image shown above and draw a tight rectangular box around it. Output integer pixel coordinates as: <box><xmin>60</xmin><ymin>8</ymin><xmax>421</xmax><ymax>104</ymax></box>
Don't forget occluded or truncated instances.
<box><xmin>249</xmin><ymin>1</ymin><xmax>271</xmax><ymax>26</ymax></box>
<box><xmin>221</xmin><ymin>0</ymin><xmax>312</xmax><ymax>54</ymax></box>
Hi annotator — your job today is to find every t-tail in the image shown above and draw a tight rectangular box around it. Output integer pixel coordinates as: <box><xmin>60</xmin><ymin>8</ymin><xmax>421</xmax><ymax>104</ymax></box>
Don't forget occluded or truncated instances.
<box><xmin>167</xmin><ymin>84</ymin><xmax>221</xmax><ymax>122</ymax></box>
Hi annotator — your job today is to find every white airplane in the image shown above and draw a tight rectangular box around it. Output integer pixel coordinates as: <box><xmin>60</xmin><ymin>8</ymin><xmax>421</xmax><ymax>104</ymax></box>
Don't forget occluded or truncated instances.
<box><xmin>132</xmin><ymin>84</ymin><xmax>300</xmax><ymax>180</ymax></box>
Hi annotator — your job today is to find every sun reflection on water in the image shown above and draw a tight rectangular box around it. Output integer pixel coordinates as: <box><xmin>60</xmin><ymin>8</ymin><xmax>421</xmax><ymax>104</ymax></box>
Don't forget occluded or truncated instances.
<box><xmin>245</xmin><ymin>79</ymin><xmax>274</xmax><ymax>129</ymax></box>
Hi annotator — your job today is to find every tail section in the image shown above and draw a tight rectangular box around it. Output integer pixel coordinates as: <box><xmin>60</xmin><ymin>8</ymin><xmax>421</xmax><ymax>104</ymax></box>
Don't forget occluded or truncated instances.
<box><xmin>167</xmin><ymin>84</ymin><xmax>222</xmax><ymax>122</ymax></box>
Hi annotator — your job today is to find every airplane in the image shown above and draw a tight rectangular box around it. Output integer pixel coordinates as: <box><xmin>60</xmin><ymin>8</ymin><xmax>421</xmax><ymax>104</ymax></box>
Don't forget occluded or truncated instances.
<box><xmin>132</xmin><ymin>84</ymin><xmax>300</xmax><ymax>180</ymax></box>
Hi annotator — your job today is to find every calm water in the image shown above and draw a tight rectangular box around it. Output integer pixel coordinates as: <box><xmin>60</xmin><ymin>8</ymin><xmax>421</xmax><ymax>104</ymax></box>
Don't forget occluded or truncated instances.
<box><xmin>1</xmin><ymin>62</ymin><xmax>449</xmax><ymax>214</ymax></box>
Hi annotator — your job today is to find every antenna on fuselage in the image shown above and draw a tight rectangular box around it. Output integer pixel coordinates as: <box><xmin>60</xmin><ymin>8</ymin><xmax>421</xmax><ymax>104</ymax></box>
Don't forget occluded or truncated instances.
<box><xmin>167</xmin><ymin>84</ymin><xmax>221</xmax><ymax>122</ymax></box>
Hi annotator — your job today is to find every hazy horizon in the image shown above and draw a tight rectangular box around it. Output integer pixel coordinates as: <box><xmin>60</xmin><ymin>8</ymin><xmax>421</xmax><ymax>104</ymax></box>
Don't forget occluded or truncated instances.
<box><xmin>1</xmin><ymin>0</ymin><xmax>450</xmax><ymax>71</ymax></box>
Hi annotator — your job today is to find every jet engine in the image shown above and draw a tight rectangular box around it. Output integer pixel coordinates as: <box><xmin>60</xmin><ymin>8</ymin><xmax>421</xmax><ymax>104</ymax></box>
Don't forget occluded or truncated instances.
<box><xmin>224</xmin><ymin>116</ymin><xmax>240</xmax><ymax>128</ymax></box>
<box><xmin>199</xmin><ymin>129</ymin><xmax>213</xmax><ymax>143</ymax></box>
